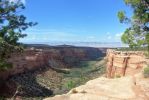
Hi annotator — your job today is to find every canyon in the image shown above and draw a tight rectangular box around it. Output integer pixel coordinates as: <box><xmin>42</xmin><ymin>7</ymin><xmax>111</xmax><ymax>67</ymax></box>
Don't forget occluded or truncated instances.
<box><xmin>0</xmin><ymin>45</ymin><xmax>107</xmax><ymax>99</ymax></box>
<box><xmin>0</xmin><ymin>46</ymin><xmax>149</xmax><ymax>100</ymax></box>
<box><xmin>0</xmin><ymin>46</ymin><xmax>106</xmax><ymax>80</ymax></box>
<box><xmin>45</xmin><ymin>49</ymin><xmax>149</xmax><ymax>100</ymax></box>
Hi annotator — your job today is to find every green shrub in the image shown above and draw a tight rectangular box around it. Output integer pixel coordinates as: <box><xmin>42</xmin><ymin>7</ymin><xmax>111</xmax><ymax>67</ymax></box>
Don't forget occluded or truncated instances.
<box><xmin>144</xmin><ymin>51</ymin><xmax>149</xmax><ymax>58</ymax></box>
<box><xmin>0</xmin><ymin>96</ymin><xmax>5</xmax><ymax>100</ymax></box>
<box><xmin>0</xmin><ymin>60</ymin><xmax>12</xmax><ymax>71</ymax></box>
<box><xmin>143</xmin><ymin>67</ymin><xmax>149</xmax><ymax>78</ymax></box>
<box><xmin>115</xmin><ymin>74</ymin><xmax>121</xmax><ymax>78</ymax></box>
<box><xmin>65</xmin><ymin>80</ymin><xmax>76</xmax><ymax>90</ymax></box>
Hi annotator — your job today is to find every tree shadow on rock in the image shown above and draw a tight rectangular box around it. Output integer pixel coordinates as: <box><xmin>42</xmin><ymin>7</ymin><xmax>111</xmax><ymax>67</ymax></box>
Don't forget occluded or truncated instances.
<box><xmin>0</xmin><ymin>68</ymin><xmax>53</xmax><ymax>99</ymax></box>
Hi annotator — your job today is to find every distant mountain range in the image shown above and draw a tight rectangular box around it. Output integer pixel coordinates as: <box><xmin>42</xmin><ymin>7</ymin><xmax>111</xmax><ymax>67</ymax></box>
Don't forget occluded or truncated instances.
<box><xmin>23</xmin><ymin>41</ymin><xmax>128</xmax><ymax>48</ymax></box>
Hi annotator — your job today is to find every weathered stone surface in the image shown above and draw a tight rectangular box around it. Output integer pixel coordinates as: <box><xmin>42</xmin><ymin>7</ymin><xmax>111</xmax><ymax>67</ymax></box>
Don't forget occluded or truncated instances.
<box><xmin>44</xmin><ymin>73</ymin><xmax>149</xmax><ymax>100</ymax></box>
<box><xmin>106</xmin><ymin>49</ymin><xmax>146</xmax><ymax>78</ymax></box>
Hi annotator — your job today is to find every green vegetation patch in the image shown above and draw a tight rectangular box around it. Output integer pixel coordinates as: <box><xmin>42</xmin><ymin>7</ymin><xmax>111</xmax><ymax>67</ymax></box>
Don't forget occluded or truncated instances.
<box><xmin>143</xmin><ymin>67</ymin><xmax>149</xmax><ymax>78</ymax></box>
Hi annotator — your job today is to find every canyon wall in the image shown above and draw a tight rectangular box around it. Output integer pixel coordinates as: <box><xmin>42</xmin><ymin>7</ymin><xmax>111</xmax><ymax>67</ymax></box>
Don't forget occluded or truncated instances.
<box><xmin>44</xmin><ymin>49</ymin><xmax>149</xmax><ymax>100</ymax></box>
<box><xmin>0</xmin><ymin>47</ymin><xmax>106</xmax><ymax>80</ymax></box>
<box><xmin>106</xmin><ymin>49</ymin><xmax>146</xmax><ymax>78</ymax></box>
<box><xmin>0</xmin><ymin>47</ymin><xmax>146</xmax><ymax>80</ymax></box>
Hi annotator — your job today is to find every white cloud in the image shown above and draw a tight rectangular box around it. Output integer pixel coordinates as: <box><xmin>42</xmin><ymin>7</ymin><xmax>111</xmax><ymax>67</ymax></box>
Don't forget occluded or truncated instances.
<box><xmin>107</xmin><ymin>36</ymin><xmax>112</xmax><ymax>39</ymax></box>
<box><xmin>27</xmin><ymin>28</ymin><xmax>56</xmax><ymax>33</ymax></box>
<box><xmin>9</xmin><ymin>0</ymin><xmax>26</xmax><ymax>4</ymax></box>
<box><xmin>20</xmin><ymin>30</ymin><xmax>80</xmax><ymax>42</ymax></box>
<box><xmin>115</xmin><ymin>33</ymin><xmax>122</xmax><ymax>38</ymax></box>
<box><xmin>106</xmin><ymin>32</ymin><xmax>112</xmax><ymax>40</ymax></box>
<box><xmin>106</xmin><ymin>32</ymin><xmax>110</xmax><ymax>35</ymax></box>
<box><xmin>84</xmin><ymin>36</ymin><xmax>96</xmax><ymax>42</ymax></box>
<box><xmin>87</xmin><ymin>36</ymin><xmax>95</xmax><ymax>39</ymax></box>
<box><xmin>114</xmin><ymin>33</ymin><xmax>123</xmax><ymax>41</ymax></box>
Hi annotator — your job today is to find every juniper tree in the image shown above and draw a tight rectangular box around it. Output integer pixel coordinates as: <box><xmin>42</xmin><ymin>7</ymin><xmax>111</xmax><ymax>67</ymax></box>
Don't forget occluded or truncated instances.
<box><xmin>0</xmin><ymin>0</ymin><xmax>37</xmax><ymax>70</ymax></box>
<box><xmin>118</xmin><ymin>0</ymin><xmax>149</xmax><ymax>49</ymax></box>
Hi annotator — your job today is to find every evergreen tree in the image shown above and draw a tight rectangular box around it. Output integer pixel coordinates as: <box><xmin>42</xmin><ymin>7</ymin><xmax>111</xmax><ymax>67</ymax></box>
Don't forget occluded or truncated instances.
<box><xmin>0</xmin><ymin>0</ymin><xmax>37</xmax><ymax>70</ymax></box>
<box><xmin>118</xmin><ymin>0</ymin><xmax>149</xmax><ymax>49</ymax></box>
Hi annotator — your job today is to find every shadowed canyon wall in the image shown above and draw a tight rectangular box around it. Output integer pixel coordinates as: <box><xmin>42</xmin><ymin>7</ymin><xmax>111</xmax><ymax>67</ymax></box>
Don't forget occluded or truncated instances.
<box><xmin>0</xmin><ymin>47</ymin><xmax>106</xmax><ymax>80</ymax></box>
<box><xmin>106</xmin><ymin>49</ymin><xmax>146</xmax><ymax>78</ymax></box>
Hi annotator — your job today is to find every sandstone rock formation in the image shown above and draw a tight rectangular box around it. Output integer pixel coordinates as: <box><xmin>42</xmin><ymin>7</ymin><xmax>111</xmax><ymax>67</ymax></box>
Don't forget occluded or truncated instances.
<box><xmin>44</xmin><ymin>73</ymin><xmax>149</xmax><ymax>100</ymax></box>
<box><xmin>106</xmin><ymin>49</ymin><xmax>146</xmax><ymax>78</ymax></box>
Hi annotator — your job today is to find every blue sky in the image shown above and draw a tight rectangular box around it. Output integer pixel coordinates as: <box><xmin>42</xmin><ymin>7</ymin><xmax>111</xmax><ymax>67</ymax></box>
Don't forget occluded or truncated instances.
<box><xmin>16</xmin><ymin>0</ymin><xmax>132</xmax><ymax>43</ymax></box>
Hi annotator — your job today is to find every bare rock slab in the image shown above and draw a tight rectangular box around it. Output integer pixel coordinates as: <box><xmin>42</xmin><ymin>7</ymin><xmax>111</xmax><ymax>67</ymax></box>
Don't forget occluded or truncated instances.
<box><xmin>44</xmin><ymin>76</ymin><xmax>139</xmax><ymax>100</ymax></box>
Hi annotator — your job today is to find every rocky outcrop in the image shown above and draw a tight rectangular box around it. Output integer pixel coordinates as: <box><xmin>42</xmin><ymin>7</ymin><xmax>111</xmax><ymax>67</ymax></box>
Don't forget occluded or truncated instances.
<box><xmin>106</xmin><ymin>49</ymin><xmax>146</xmax><ymax>78</ymax></box>
<box><xmin>44</xmin><ymin>73</ymin><xmax>149</xmax><ymax>100</ymax></box>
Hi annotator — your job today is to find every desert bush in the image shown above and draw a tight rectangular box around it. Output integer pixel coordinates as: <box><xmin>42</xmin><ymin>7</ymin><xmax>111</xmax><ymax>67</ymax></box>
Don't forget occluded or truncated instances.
<box><xmin>144</xmin><ymin>51</ymin><xmax>149</xmax><ymax>58</ymax></box>
<box><xmin>79</xmin><ymin>72</ymin><xmax>87</xmax><ymax>83</ymax></box>
<box><xmin>71</xmin><ymin>89</ymin><xmax>78</xmax><ymax>94</ymax></box>
<box><xmin>115</xmin><ymin>74</ymin><xmax>121</xmax><ymax>78</ymax></box>
<box><xmin>143</xmin><ymin>67</ymin><xmax>149</xmax><ymax>78</ymax></box>
<box><xmin>0</xmin><ymin>96</ymin><xmax>5</xmax><ymax>100</ymax></box>
<box><xmin>0</xmin><ymin>60</ymin><xmax>12</xmax><ymax>71</ymax></box>
<box><xmin>65</xmin><ymin>80</ymin><xmax>76</xmax><ymax>90</ymax></box>
<box><xmin>116</xmin><ymin>47</ymin><xmax>147</xmax><ymax>51</ymax></box>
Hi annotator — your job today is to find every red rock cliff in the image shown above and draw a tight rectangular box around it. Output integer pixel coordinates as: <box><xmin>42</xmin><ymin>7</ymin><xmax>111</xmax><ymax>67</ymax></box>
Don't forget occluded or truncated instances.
<box><xmin>0</xmin><ymin>47</ymin><xmax>106</xmax><ymax>80</ymax></box>
<box><xmin>106</xmin><ymin>49</ymin><xmax>146</xmax><ymax>78</ymax></box>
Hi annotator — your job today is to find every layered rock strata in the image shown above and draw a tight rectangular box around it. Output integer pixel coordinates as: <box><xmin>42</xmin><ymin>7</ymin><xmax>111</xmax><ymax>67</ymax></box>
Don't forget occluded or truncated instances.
<box><xmin>106</xmin><ymin>49</ymin><xmax>146</xmax><ymax>78</ymax></box>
